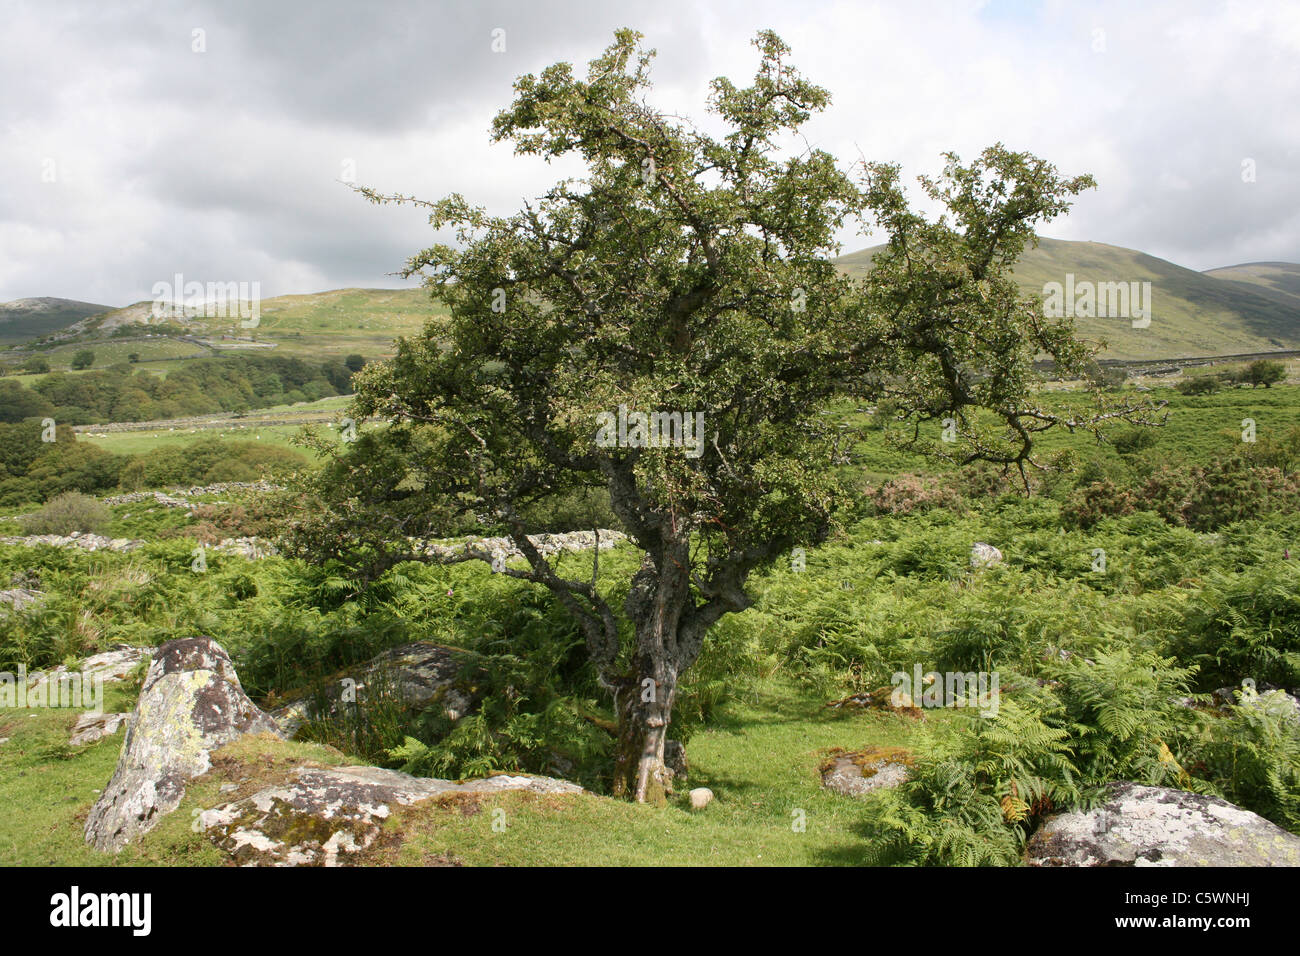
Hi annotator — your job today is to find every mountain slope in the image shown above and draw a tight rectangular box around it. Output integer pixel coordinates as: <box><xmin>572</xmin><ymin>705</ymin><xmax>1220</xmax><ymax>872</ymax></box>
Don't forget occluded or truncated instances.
<box><xmin>0</xmin><ymin>297</ymin><xmax>116</xmax><ymax>344</ymax></box>
<box><xmin>68</xmin><ymin>287</ymin><xmax>442</xmax><ymax>360</ymax></box>
<box><xmin>1201</xmin><ymin>262</ymin><xmax>1300</xmax><ymax>312</ymax></box>
<box><xmin>836</xmin><ymin>238</ymin><xmax>1300</xmax><ymax>360</ymax></box>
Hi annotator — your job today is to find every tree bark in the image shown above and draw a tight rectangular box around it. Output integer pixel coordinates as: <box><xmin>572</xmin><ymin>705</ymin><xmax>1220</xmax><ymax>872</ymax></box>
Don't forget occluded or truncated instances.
<box><xmin>611</xmin><ymin>544</ymin><xmax>690</xmax><ymax>803</ymax></box>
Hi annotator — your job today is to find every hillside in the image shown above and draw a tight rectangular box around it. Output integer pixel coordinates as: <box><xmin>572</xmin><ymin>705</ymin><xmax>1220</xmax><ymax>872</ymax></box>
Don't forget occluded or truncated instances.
<box><xmin>66</xmin><ymin>286</ymin><xmax>441</xmax><ymax>361</ymax></box>
<box><xmin>1201</xmin><ymin>262</ymin><xmax>1300</xmax><ymax>311</ymax></box>
<box><xmin>836</xmin><ymin>238</ymin><xmax>1300</xmax><ymax>360</ymax></box>
<box><xmin>0</xmin><ymin>297</ymin><xmax>116</xmax><ymax>345</ymax></box>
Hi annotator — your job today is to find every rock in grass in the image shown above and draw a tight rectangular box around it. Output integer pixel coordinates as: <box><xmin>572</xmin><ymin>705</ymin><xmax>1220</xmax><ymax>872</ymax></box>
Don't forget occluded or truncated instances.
<box><xmin>970</xmin><ymin>542</ymin><xmax>1003</xmax><ymax>568</ymax></box>
<box><xmin>270</xmin><ymin>641</ymin><xmax>478</xmax><ymax>738</ymax></box>
<box><xmin>84</xmin><ymin>636</ymin><xmax>281</xmax><ymax>852</ymax></box>
<box><xmin>1026</xmin><ymin>781</ymin><xmax>1300</xmax><ymax>867</ymax></box>
<box><xmin>200</xmin><ymin>765</ymin><xmax>583</xmax><ymax>866</ymax></box>
<box><xmin>689</xmin><ymin>787</ymin><xmax>714</xmax><ymax>810</ymax></box>
<box><xmin>69</xmin><ymin>712</ymin><xmax>129</xmax><ymax>746</ymax></box>
<box><xmin>820</xmin><ymin>747</ymin><xmax>911</xmax><ymax>797</ymax></box>
<box><xmin>26</xmin><ymin>644</ymin><xmax>149</xmax><ymax>694</ymax></box>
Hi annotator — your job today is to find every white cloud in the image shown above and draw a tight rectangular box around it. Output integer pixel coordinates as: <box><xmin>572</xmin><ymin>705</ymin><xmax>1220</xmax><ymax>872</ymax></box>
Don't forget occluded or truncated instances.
<box><xmin>1</xmin><ymin>0</ymin><xmax>1296</xmax><ymax>304</ymax></box>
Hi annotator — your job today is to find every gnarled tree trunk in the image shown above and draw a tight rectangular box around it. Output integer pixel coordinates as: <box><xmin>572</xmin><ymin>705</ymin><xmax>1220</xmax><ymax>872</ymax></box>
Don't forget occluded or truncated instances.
<box><xmin>611</xmin><ymin>545</ymin><xmax>690</xmax><ymax>803</ymax></box>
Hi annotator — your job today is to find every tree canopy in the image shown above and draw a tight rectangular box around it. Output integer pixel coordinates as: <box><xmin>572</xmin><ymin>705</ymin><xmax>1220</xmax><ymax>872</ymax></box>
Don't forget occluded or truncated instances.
<box><xmin>302</xmin><ymin>29</ymin><xmax>1159</xmax><ymax>800</ymax></box>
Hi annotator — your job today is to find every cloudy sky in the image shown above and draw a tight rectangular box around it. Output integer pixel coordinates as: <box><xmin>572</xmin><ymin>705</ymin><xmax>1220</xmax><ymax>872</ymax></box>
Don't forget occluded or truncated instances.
<box><xmin>2</xmin><ymin>0</ymin><xmax>1297</xmax><ymax>306</ymax></box>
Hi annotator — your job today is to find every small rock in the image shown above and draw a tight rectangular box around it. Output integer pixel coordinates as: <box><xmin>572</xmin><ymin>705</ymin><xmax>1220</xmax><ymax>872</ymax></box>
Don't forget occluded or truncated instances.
<box><xmin>970</xmin><ymin>542</ymin><xmax>1003</xmax><ymax>568</ymax></box>
<box><xmin>69</xmin><ymin>712</ymin><xmax>129</xmax><ymax>746</ymax></box>
<box><xmin>688</xmin><ymin>787</ymin><xmax>714</xmax><ymax>810</ymax></box>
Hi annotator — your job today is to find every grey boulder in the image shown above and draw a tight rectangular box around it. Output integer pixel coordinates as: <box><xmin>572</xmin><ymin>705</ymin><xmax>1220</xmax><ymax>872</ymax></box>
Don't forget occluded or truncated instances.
<box><xmin>84</xmin><ymin>636</ymin><xmax>280</xmax><ymax>852</ymax></box>
<box><xmin>1027</xmin><ymin>781</ymin><xmax>1300</xmax><ymax>867</ymax></box>
<box><xmin>199</xmin><ymin>764</ymin><xmax>583</xmax><ymax>866</ymax></box>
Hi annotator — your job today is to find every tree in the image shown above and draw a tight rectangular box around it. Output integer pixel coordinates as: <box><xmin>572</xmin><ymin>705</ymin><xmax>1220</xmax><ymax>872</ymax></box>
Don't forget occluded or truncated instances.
<box><xmin>1245</xmin><ymin>359</ymin><xmax>1285</xmax><ymax>388</ymax></box>
<box><xmin>21</xmin><ymin>356</ymin><xmax>50</xmax><ymax>374</ymax></box>
<box><xmin>128</xmin><ymin>352</ymin><xmax>141</xmax><ymax>363</ymax></box>
<box><xmin>0</xmin><ymin>380</ymin><xmax>55</xmax><ymax>423</ymax></box>
<box><xmin>70</xmin><ymin>349</ymin><xmax>95</xmax><ymax>370</ymax></box>
<box><xmin>308</xmin><ymin>30</ymin><xmax>1159</xmax><ymax>802</ymax></box>
<box><xmin>344</xmin><ymin>353</ymin><xmax>366</xmax><ymax>373</ymax></box>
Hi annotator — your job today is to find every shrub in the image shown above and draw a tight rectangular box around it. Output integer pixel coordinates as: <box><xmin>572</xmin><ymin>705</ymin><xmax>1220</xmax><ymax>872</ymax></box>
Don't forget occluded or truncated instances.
<box><xmin>867</xmin><ymin>473</ymin><xmax>967</xmax><ymax>516</ymax></box>
<box><xmin>1061</xmin><ymin>479</ymin><xmax>1138</xmax><ymax>528</ymax></box>
<box><xmin>19</xmin><ymin>491</ymin><xmax>109</xmax><ymax>535</ymax></box>
<box><xmin>1245</xmin><ymin>359</ymin><xmax>1286</xmax><ymax>389</ymax></box>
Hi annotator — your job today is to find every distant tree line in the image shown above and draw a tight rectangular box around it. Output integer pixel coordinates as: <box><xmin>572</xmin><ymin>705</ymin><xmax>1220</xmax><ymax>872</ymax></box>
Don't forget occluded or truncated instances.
<box><xmin>0</xmin><ymin>354</ymin><xmax>361</xmax><ymax>425</ymax></box>
<box><xmin>0</xmin><ymin>422</ymin><xmax>305</xmax><ymax>507</ymax></box>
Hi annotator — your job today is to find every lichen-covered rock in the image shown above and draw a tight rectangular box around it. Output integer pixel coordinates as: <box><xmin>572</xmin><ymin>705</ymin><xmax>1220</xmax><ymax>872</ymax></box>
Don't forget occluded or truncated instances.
<box><xmin>84</xmin><ymin>637</ymin><xmax>281</xmax><ymax>852</ymax></box>
<box><xmin>1026</xmin><ymin>782</ymin><xmax>1300</xmax><ymax>866</ymax></box>
<box><xmin>821</xmin><ymin>747</ymin><xmax>912</xmax><ymax>797</ymax></box>
<box><xmin>199</xmin><ymin>764</ymin><xmax>583</xmax><ymax>866</ymax></box>
<box><xmin>970</xmin><ymin>542</ymin><xmax>1003</xmax><ymax>568</ymax></box>
<box><xmin>272</xmin><ymin>641</ymin><xmax>477</xmax><ymax>738</ymax></box>
<box><xmin>70</xmin><ymin>712</ymin><xmax>129</xmax><ymax>746</ymax></box>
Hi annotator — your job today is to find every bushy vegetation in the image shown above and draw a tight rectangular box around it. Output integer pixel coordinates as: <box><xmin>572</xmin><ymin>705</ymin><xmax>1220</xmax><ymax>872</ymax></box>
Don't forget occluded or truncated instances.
<box><xmin>18</xmin><ymin>491</ymin><xmax>110</xmax><ymax>535</ymax></box>
<box><xmin>0</xmin><ymin>354</ymin><xmax>355</xmax><ymax>425</ymax></box>
<box><xmin>0</xmin><ymin>421</ymin><xmax>307</xmax><ymax>506</ymax></box>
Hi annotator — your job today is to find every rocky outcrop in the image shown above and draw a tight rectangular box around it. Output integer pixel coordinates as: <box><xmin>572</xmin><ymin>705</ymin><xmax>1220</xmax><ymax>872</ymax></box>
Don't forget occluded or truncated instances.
<box><xmin>820</xmin><ymin>747</ymin><xmax>912</xmax><ymax>797</ymax></box>
<box><xmin>84</xmin><ymin>637</ymin><xmax>281</xmax><ymax>852</ymax></box>
<box><xmin>26</xmin><ymin>644</ymin><xmax>149</xmax><ymax>693</ymax></box>
<box><xmin>970</xmin><ymin>542</ymin><xmax>1003</xmax><ymax>568</ymax></box>
<box><xmin>0</xmin><ymin>587</ymin><xmax>43</xmax><ymax>612</ymax></box>
<box><xmin>271</xmin><ymin>641</ymin><xmax>477</xmax><ymax>739</ymax></box>
<box><xmin>199</xmin><ymin>764</ymin><xmax>583</xmax><ymax>866</ymax></box>
<box><xmin>1026</xmin><ymin>782</ymin><xmax>1300</xmax><ymax>867</ymax></box>
<box><xmin>0</xmin><ymin>532</ymin><xmax>142</xmax><ymax>553</ymax></box>
<box><xmin>410</xmin><ymin>529</ymin><xmax>627</xmax><ymax>566</ymax></box>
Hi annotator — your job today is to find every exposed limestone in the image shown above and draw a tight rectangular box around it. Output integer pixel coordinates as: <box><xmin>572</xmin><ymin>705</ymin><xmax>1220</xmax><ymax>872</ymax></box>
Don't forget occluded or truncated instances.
<box><xmin>200</xmin><ymin>764</ymin><xmax>583</xmax><ymax>866</ymax></box>
<box><xmin>1026</xmin><ymin>781</ymin><xmax>1300</xmax><ymax>867</ymax></box>
<box><xmin>84</xmin><ymin>637</ymin><xmax>281</xmax><ymax>852</ymax></box>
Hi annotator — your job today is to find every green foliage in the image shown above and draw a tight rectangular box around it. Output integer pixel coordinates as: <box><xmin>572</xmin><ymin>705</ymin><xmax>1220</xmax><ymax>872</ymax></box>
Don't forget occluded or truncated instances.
<box><xmin>70</xmin><ymin>349</ymin><xmax>95</xmax><ymax>370</ymax></box>
<box><xmin>1169</xmin><ymin>563</ymin><xmax>1300</xmax><ymax>690</ymax></box>
<box><xmin>19</xmin><ymin>491</ymin><xmax>109</xmax><ymax>535</ymax></box>
<box><xmin>1191</xmin><ymin>691</ymin><xmax>1300</xmax><ymax>831</ymax></box>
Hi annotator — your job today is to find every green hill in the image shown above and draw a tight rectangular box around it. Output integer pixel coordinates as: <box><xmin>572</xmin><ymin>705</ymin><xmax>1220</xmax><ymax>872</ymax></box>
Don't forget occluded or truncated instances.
<box><xmin>1201</xmin><ymin>262</ymin><xmax>1300</xmax><ymax>312</ymax></box>
<box><xmin>64</xmin><ymin>286</ymin><xmax>444</xmax><ymax>361</ymax></box>
<box><xmin>0</xmin><ymin>297</ymin><xmax>117</xmax><ymax>344</ymax></box>
<box><xmin>836</xmin><ymin>238</ymin><xmax>1300</xmax><ymax>360</ymax></box>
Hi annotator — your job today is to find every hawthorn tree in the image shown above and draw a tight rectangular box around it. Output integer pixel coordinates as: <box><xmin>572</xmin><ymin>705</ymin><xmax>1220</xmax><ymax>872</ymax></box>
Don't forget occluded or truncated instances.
<box><xmin>306</xmin><ymin>30</ymin><xmax>1158</xmax><ymax>802</ymax></box>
